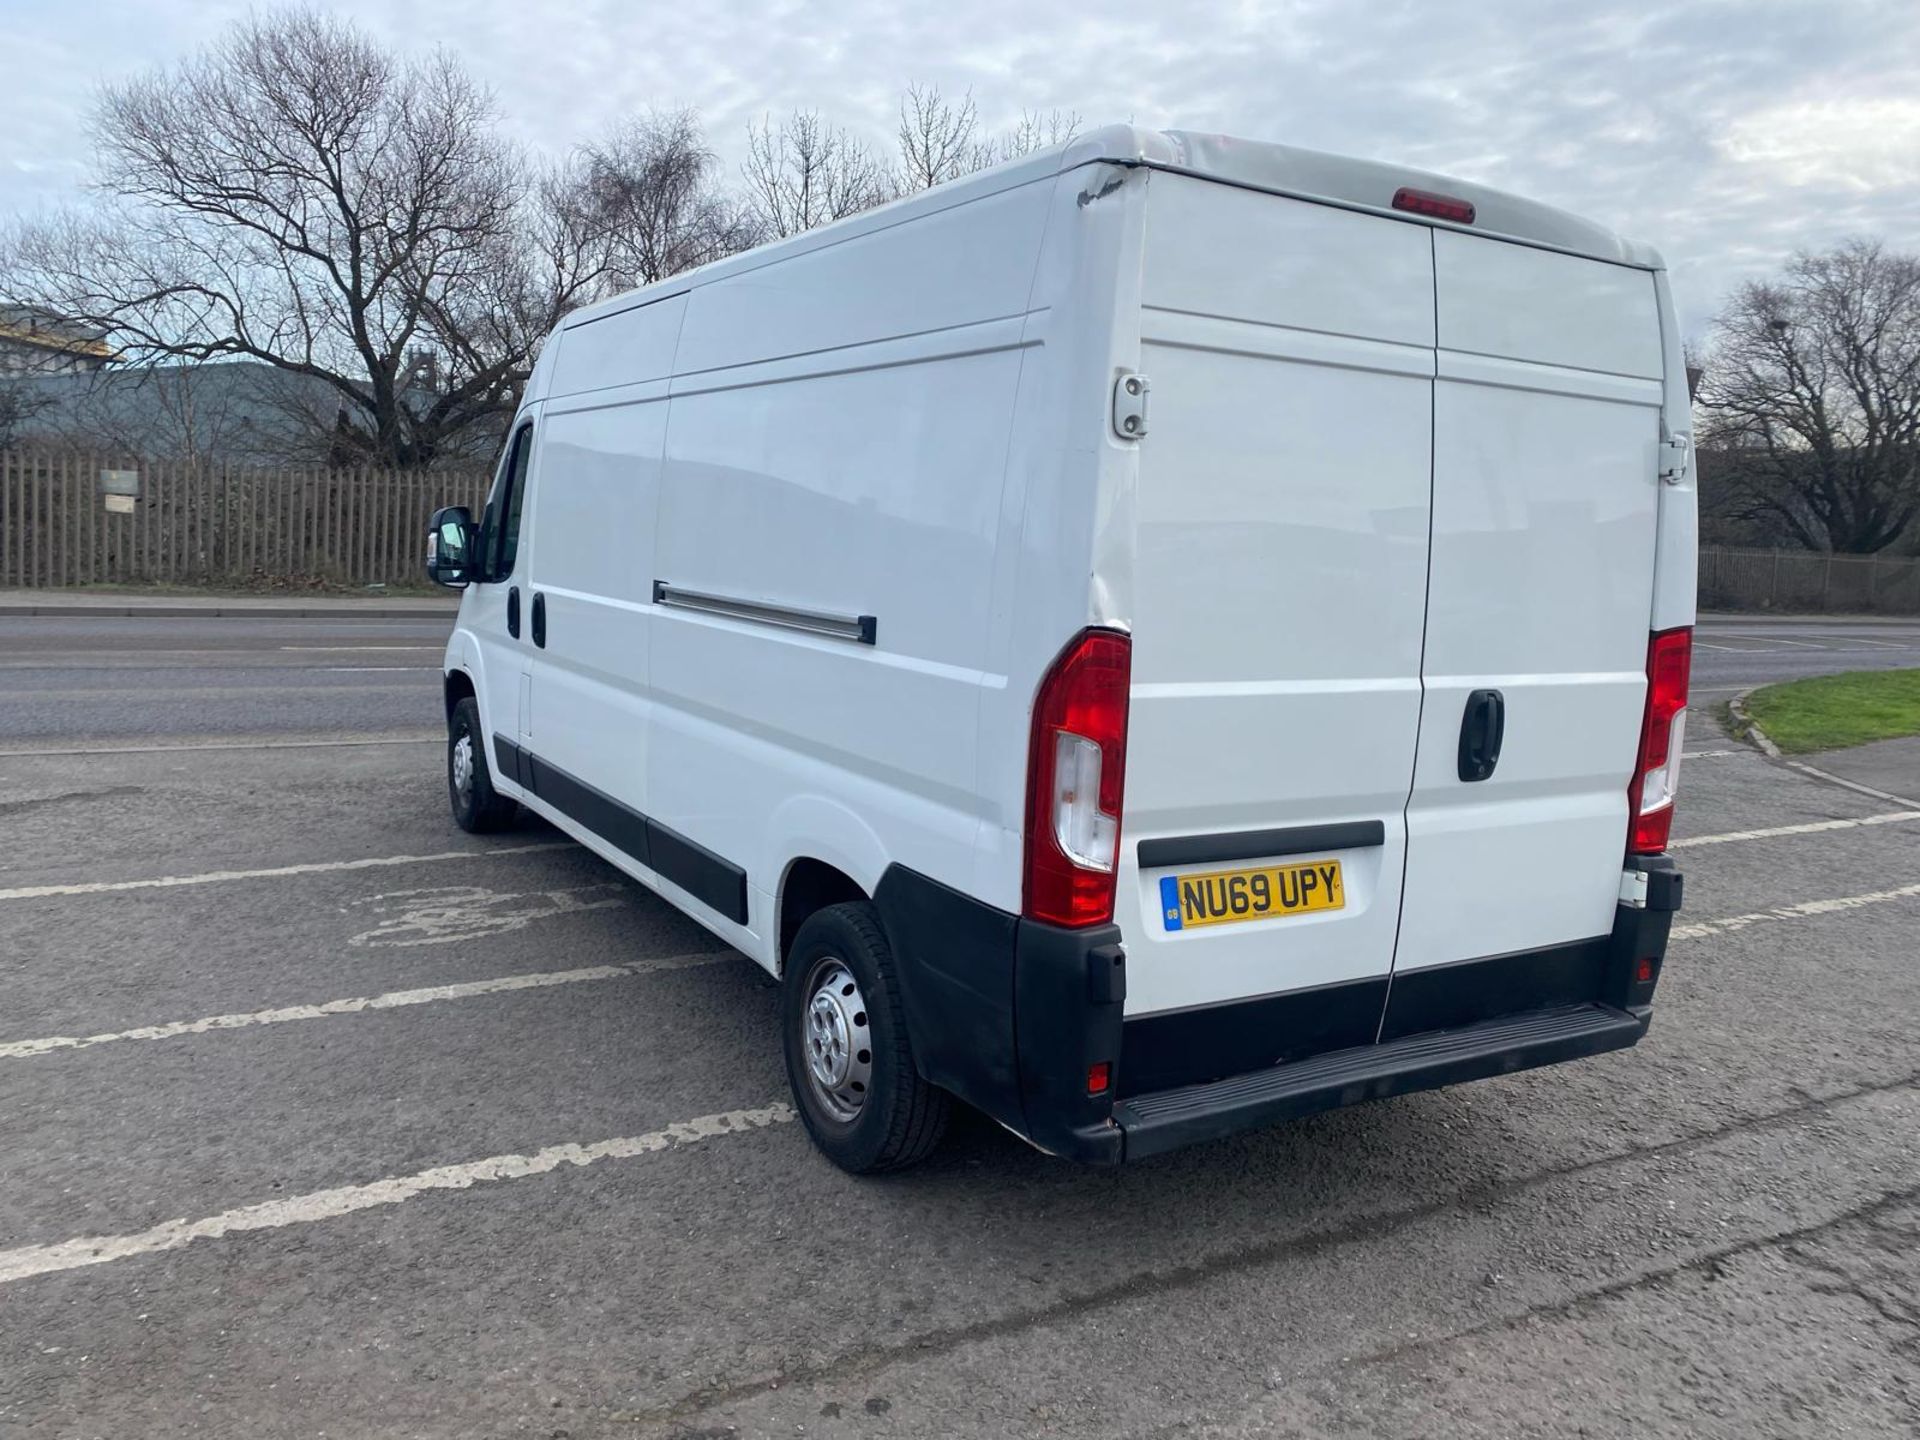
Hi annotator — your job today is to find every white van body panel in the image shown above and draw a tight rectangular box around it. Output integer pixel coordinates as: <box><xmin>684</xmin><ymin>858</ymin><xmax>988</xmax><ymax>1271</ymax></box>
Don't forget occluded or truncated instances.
<box><xmin>1121</xmin><ymin>173</ymin><xmax>1436</xmax><ymax>1015</ymax></box>
<box><xmin>1392</xmin><ymin>233</ymin><xmax>1669</xmax><ymax>973</ymax></box>
<box><xmin>438</xmin><ymin>125</ymin><xmax>1692</xmax><ymax>1159</ymax></box>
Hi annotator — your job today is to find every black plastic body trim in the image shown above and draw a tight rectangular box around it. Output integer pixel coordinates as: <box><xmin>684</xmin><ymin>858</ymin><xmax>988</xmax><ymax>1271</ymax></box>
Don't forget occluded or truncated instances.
<box><xmin>514</xmin><ymin>749</ymin><xmax>749</xmax><ymax>925</ymax></box>
<box><xmin>527</xmin><ymin>753</ymin><xmax>651</xmax><ymax>871</ymax></box>
<box><xmin>1378</xmin><ymin>937</ymin><xmax>1610</xmax><ymax>1042</ymax></box>
<box><xmin>847</xmin><ymin>859</ymin><xmax>1679</xmax><ymax>1166</ymax></box>
<box><xmin>531</xmin><ymin>592</ymin><xmax>547</xmax><ymax>648</ymax></box>
<box><xmin>1117</xmin><ymin>1003</ymin><xmax>1647</xmax><ymax>1160</ymax></box>
<box><xmin>490</xmin><ymin>733</ymin><xmax>529</xmax><ymax>790</ymax></box>
<box><xmin>1119</xmin><ymin>976</ymin><xmax>1388</xmax><ymax>1097</ymax></box>
<box><xmin>1136</xmin><ymin>820</ymin><xmax>1386</xmax><ymax>870</ymax></box>
<box><xmin>506</xmin><ymin>586</ymin><xmax>521</xmax><ymax>639</ymax></box>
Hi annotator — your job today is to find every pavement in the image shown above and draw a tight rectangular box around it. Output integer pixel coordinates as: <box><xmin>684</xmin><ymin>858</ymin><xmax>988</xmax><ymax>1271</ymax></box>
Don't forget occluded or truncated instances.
<box><xmin>1800</xmin><ymin>735</ymin><xmax>1920</xmax><ymax>804</ymax></box>
<box><xmin>1</xmin><ymin>612</ymin><xmax>1918</xmax><ymax>1438</ymax></box>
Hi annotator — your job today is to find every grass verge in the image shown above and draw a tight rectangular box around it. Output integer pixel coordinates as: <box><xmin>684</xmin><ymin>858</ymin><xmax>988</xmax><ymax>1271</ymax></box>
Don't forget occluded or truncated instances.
<box><xmin>1742</xmin><ymin>668</ymin><xmax>1920</xmax><ymax>754</ymax></box>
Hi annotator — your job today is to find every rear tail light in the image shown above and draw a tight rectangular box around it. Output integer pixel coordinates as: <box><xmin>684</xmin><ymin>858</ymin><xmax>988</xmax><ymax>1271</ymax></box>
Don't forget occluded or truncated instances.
<box><xmin>1392</xmin><ymin>186</ymin><xmax>1476</xmax><ymax>224</ymax></box>
<box><xmin>1628</xmin><ymin>627</ymin><xmax>1692</xmax><ymax>855</ymax></box>
<box><xmin>1024</xmin><ymin>629</ymin><xmax>1132</xmax><ymax>927</ymax></box>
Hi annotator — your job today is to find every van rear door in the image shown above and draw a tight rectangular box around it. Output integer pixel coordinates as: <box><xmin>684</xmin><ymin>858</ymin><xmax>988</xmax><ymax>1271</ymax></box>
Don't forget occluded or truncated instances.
<box><xmin>1390</xmin><ymin>233</ymin><xmax>1666</xmax><ymax>1013</ymax></box>
<box><xmin>1118</xmin><ymin>175</ymin><xmax>1434</xmax><ymax>1090</ymax></box>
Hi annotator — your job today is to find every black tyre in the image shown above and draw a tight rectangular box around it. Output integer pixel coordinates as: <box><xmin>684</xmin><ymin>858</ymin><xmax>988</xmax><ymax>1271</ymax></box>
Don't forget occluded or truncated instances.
<box><xmin>448</xmin><ymin>696</ymin><xmax>518</xmax><ymax>834</ymax></box>
<box><xmin>782</xmin><ymin>901</ymin><xmax>950</xmax><ymax>1173</ymax></box>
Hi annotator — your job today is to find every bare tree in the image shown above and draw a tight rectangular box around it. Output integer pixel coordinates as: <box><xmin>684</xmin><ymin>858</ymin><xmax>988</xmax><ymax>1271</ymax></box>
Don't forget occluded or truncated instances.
<box><xmin>996</xmin><ymin>108</ymin><xmax>1082</xmax><ymax>161</ymax></box>
<box><xmin>0</xmin><ymin>9</ymin><xmax>569</xmax><ymax>466</ymax></box>
<box><xmin>895</xmin><ymin>84</ymin><xmax>994</xmax><ymax>191</ymax></box>
<box><xmin>743</xmin><ymin>110</ymin><xmax>893</xmax><ymax>238</ymax></box>
<box><xmin>1698</xmin><ymin>240</ymin><xmax>1920</xmax><ymax>553</ymax></box>
<box><xmin>559</xmin><ymin>110</ymin><xmax>757</xmax><ymax>289</ymax></box>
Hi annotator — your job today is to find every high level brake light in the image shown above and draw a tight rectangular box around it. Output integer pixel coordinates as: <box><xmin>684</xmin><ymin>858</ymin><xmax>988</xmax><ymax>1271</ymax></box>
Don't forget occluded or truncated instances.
<box><xmin>1628</xmin><ymin>627</ymin><xmax>1693</xmax><ymax>855</ymax></box>
<box><xmin>1392</xmin><ymin>187</ymin><xmax>1476</xmax><ymax>224</ymax></box>
<box><xmin>1023</xmin><ymin>629</ymin><xmax>1132</xmax><ymax>928</ymax></box>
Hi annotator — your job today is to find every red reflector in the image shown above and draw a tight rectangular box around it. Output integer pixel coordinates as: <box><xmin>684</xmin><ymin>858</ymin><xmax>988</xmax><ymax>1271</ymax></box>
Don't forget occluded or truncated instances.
<box><xmin>1635</xmin><ymin>957</ymin><xmax>1655</xmax><ymax>984</ymax></box>
<box><xmin>1086</xmin><ymin>1061</ymin><xmax>1111</xmax><ymax>1096</ymax></box>
<box><xmin>1392</xmin><ymin>186</ymin><xmax>1476</xmax><ymax>224</ymax></box>
<box><xmin>1628</xmin><ymin>627</ymin><xmax>1693</xmax><ymax>855</ymax></box>
<box><xmin>1023</xmin><ymin>629</ymin><xmax>1132</xmax><ymax>928</ymax></box>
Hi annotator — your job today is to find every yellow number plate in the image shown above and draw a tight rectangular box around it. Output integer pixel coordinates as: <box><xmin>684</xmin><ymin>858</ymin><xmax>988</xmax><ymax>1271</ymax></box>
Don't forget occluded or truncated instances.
<box><xmin>1159</xmin><ymin>859</ymin><xmax>1345</xmax><ymax>931</ymax></box>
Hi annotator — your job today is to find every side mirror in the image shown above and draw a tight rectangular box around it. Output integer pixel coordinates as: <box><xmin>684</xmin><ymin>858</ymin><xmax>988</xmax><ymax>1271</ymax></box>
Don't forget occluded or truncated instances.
<box><xmin>426</xmin><ymin>506</ymin><xmax>477</xmax><ymax>589</ymax></box>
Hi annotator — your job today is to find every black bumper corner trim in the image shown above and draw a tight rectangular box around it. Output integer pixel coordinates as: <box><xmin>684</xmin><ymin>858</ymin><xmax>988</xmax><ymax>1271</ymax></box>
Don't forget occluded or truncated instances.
<box><xmin>1115</xmin><ymin>1002</ymin><xmax>1648</xmax><ymax>1161</ymax></box>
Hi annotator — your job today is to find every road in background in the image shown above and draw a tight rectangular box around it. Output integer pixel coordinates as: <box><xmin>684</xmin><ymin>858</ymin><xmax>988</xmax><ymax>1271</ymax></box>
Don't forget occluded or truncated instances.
<box><xmin>1691</xmin><ymin>616</ymin><xmax>1920</xmax><ymax>693</ymax></box>
<box><xmin>0</xmin><ymin>614</ymin><xmax>453</xmax><ymax>742</ymax></box>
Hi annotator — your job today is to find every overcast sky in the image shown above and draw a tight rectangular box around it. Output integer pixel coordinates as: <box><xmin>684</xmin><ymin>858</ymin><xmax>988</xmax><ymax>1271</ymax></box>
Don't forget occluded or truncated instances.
<box><xmin>3</xmin><ymin>0</ymin><xmax>1916</xmax><ymax>338</ymax></box>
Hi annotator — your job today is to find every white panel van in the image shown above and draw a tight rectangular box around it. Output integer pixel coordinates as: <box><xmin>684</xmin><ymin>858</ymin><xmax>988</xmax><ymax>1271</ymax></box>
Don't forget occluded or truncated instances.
<box><xmin>426</xmin><ymin>127</ymin><xmax>1695</xmax><ymax>1172</ymax></box>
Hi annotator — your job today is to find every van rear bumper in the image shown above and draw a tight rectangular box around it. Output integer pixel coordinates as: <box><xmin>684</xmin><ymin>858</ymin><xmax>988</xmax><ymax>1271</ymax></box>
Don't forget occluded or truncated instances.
<box><xmin>873</xmin><ymin>855</ymin><xmax>1680</xmax><ymax>1167</ymax></box>
<box><xmin>1114</xmin><ymin>1001</ymin><xmax>1647</xmax><ymax>1160</ymax></box>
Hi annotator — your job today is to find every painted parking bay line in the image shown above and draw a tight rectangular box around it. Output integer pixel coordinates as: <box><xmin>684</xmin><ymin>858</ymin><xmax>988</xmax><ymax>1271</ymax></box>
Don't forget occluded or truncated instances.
<box><xmin>1671</xmin><ymin>810</ymin><xmax>1920</xmax><ymax>849</ymax></box>
<box><xmin>0</xmin><ymin>951</ymin><xmax>728</xmax><ymax>1060</ymax></box>
<box><xmin>1671</xmin><ymin>880</ymin><xmax>1920</xmax><ymax>941</ymax></box>
<box><xmin>0</xmin><ymin>1105</ymin><xmax>795</xmax><ymax>1287</ymax></box>
<box><xmin>0</xmin><ymin>842</ymin><xmax>571</xmax><ymax>902</ymax></box>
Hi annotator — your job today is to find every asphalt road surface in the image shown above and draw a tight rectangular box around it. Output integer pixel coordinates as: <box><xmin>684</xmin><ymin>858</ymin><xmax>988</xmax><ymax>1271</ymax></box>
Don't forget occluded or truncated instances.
<box><xmin>0</xmin><ymin>612</ymin><xmax>1916</xmax><ymax>1438</ymax></box>
<box><xmin>0</xmin><ymin>615</ymin><xmax>450</xmax><ymax>742</ymax></box>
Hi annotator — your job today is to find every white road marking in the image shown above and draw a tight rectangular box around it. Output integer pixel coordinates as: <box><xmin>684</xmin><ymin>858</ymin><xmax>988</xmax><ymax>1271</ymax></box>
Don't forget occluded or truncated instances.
<box><xmin>1835</xmin><ymin>636</ymin><xmax>1911</xmax><ymax>649</ymax></box>
<box><xmin>321</xmin><ymin>666</ymin><xmax>438</xmax><ymax>673</ymax></box>
<box><xmin>0</xmin><ymin>843</ymin><xmax>569</xmax><ymax>902</ymax></box>
<box><xmin>0</xmin><ymin>737</ymin><xmax>440</xmax><ymax>758</ymax></box>
<box><xmin>1671</xmin><ymin>810</ymin><xmax>1920</xmax><ymax>849</ymax></box>
<box><xmin>1681</xmin><ymin>749</ymin><xmax>1740</xmax><ymax>759</ymax></box>
<box><xmin>346</xmin><ymin>884</ymin><xmax>625</xmax><ymax>947</ymax></box>
<box><xmin>1672</xmin><ymin>880</ymin><xmax>1920</xmax><ymax>941</ymax></box>
<box><xmin>0</xmin><ymin>1104</ymin><xmax>794</xmax><ymax>1286</ymax></box>
<box><xmin>0</xmin><ymin>952</ymin><xmax>726</xmax><ymax>1061</ymax></box>
<box><xmin>279</xmin><ymin>645</ymin><xmax>441</xmax><ymax>651</ymax></box>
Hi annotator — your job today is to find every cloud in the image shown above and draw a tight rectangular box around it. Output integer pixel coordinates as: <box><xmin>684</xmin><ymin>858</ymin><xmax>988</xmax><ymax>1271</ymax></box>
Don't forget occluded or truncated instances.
<box><xmin>2</xmin><ymin>0</ymin><xmax>1916</xmax><ymax>337</ymax></box>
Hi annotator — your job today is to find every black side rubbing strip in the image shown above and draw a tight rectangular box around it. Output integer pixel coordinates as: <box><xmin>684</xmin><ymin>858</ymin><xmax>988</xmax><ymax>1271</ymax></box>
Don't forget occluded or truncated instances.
<box><xmin>646</xmin><ymin>819</ymin><xmax>749</xmax><ymax>924</ymax></box>
<box><xmin>526</xmin><ymin>755</ymin><xmax>650</xmax><ymax>869</ymax></box>
<box><xmin>491</xmin><ymin>733</ymin><xmax>527</xmax><ymax>790</ymax></box>
<box><xmin>519</xmin><ymin>749</ymin><xmax>750</xmax><ymax>925</ymax></box>
<box><xmin>1136</xmin><ymin>820</ymin><xmax>1386</xmax><ymax>871</ymax></box>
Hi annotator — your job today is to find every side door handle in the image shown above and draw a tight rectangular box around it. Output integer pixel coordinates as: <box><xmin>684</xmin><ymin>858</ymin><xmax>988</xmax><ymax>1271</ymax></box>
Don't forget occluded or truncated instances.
<box><xmin>1457</xmin><ymin>688</ymin><xmax>1506</xmax><ymax>783</ymax></box>
<box><xmin>507</xmin><ymin>585</ymin><xmax>521</xmax><ymax>640</ymax></box>
<box><xmin>531</xmin><ymin>592</ymin><xmax>547</xmax><ymax>649</ymax></box>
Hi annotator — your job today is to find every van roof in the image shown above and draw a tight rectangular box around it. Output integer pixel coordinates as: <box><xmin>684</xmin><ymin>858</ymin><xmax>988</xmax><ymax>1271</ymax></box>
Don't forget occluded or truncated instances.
<box><xmin>555</xmin><ymin>123</ymin><xmax>1661</xmax><ymax>336</ymax></box>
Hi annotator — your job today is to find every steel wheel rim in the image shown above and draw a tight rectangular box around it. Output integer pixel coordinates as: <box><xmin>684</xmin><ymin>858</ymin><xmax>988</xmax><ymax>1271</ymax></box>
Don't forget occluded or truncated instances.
<box><xmin>800</xmin><ymin>957</ymin><xmax>873</xmax><ymax>1124</ymax></box>
<box><xmin>452</xmin><ymin>731</ymin><xmax>474</xmax><ymax>805</ymax></box>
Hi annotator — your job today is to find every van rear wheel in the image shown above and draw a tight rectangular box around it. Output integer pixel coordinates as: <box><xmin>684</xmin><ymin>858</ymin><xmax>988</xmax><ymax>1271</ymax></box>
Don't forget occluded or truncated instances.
<box><xmin>448</xmin><ymin>696</ymin><xmax>518</xmax><ymax>834</ymax></box>
<box><xmin>782</xmin><ymin>902</ymin><xmax>949</xmax><ymax>1173</ymax></box>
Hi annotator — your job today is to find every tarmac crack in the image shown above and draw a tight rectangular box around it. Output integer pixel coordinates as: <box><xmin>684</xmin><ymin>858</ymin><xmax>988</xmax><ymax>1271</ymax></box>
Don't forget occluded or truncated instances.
<box><xmin>0</xmin><ymin>785</ymin><xmax>143</xmax><ymax>817</ymax></box>
<box><xmin>639</xmin><ymin>1068</ymin><xmax>1920</xmax><ymax>1430</ymax></box>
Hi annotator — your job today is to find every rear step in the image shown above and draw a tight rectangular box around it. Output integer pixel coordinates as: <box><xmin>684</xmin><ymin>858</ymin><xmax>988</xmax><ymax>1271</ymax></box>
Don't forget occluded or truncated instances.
<box><xmin>1115</xmin><ymin>1002</ymin><xmax>1648</xmax><ymax>1159</ymax></box>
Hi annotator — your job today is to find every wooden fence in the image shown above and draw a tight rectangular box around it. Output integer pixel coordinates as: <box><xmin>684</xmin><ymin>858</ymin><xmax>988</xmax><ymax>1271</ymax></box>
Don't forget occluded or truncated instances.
<box><xmin>0</xmin><ymin>451</ymin><xmax>488</xmax><ymax>589</ymax></box>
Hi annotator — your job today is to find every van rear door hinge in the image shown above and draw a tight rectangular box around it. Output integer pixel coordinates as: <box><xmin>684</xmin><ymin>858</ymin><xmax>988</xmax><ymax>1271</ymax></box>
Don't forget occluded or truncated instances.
<box><xmin>1112</xmin><ymin>372</ymin><xmax>1150</xmax><ymax>440</ymax></box>
<box><xmin>1658</xmin><ymin>436</ymin><xmax>1691</xmax><ymax>485</ymax></box>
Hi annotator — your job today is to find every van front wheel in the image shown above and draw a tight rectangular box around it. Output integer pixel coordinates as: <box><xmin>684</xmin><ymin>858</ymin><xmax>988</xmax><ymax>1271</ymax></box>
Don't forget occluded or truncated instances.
<box><xmin>782</xmin><ymin>902</ymin><xmax>950</xmax><ymax>1173</ymax></box>
<box><xmin>448</xmin><ymin>697</ymin><xmax>518</xmax><ymax>834</ymax></box>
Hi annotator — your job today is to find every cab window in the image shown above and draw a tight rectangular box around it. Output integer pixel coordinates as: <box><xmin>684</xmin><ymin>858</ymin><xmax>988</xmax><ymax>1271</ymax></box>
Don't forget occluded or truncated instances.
<box><xmin>480</xmin><ymin>423</ymin><xmax>533</xmax><ymax>581</ymax></box>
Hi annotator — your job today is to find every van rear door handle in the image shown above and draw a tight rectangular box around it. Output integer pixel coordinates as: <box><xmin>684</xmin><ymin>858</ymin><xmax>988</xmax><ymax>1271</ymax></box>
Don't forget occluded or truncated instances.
<box><xmin>1457</xmin><ymin>689</ymin><xmax>1505</xmax><ymax>782</ymax></box>
<box><xmin>507</xmin><ymin>586</ymin><xmax>520</xmax><ymax>639</ymax></box>
<box><xmin>531</xmin><ymin>592</ymin><xmax>547</xmax><ymax>649</ymax></box>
